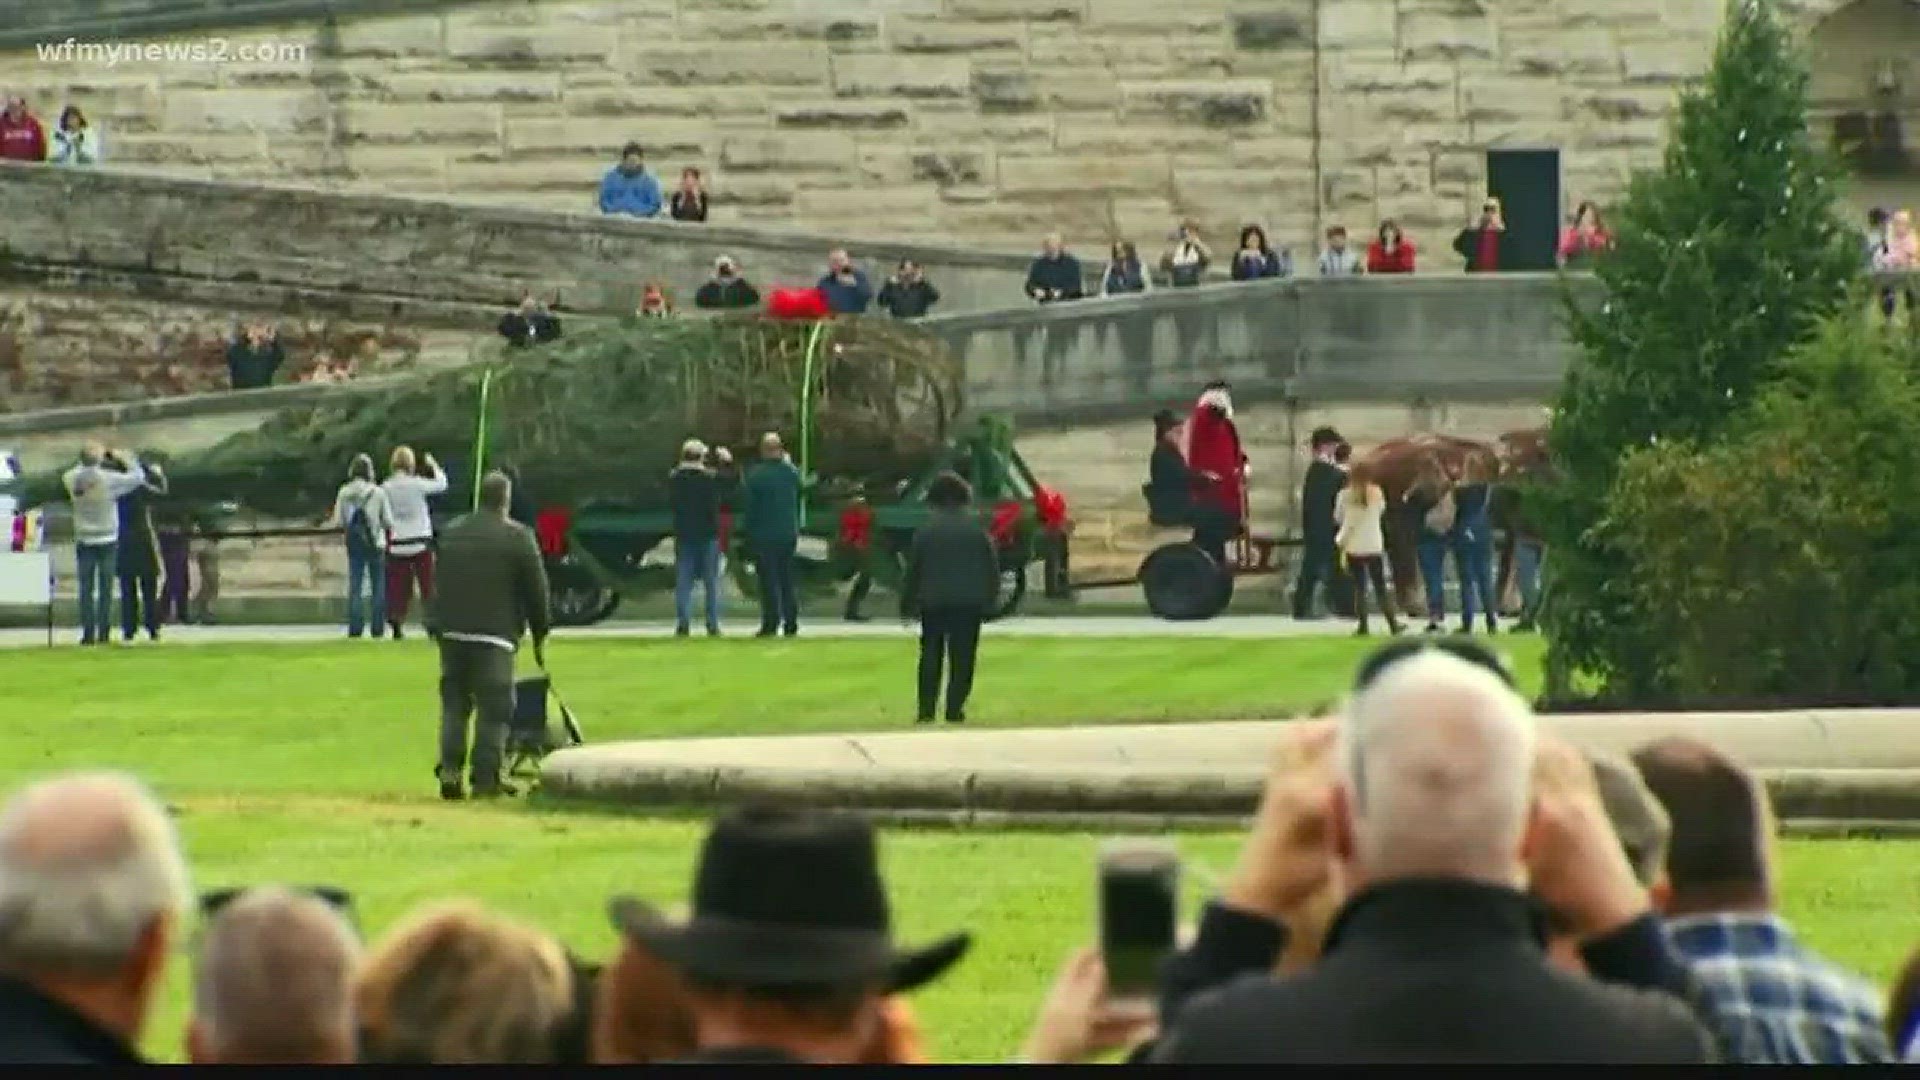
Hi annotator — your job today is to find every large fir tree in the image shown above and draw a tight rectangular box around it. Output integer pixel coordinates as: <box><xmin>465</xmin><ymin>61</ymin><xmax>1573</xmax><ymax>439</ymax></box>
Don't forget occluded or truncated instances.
<box><xmin>1537</xmin><ymin>0</ymin><xmax>1861</xmax><ymax>699</ymax></box>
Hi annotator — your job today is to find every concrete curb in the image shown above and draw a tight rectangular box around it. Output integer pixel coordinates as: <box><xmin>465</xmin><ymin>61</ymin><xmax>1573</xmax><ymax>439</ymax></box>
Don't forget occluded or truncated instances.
<box><xmin>540</xmin><ymin>713</ymin><xmax>1920</xmax><ymax>826</ymax></box>
<box><xmin>541</xmin><ymin>762</ymin><xmax>1920</xmax><ymax>828</ymax></box>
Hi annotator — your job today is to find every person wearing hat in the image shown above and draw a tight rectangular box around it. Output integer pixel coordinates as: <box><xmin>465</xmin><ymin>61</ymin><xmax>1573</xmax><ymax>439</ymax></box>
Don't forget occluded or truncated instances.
<box><xmin>1291</xmin><ymin>426</ymin><xmax>1348</xmax><ymax>620</ymax></box>
<box><xmin>694</xmin><ymin>256</ymin><xmax>760</xmax><ymax>311</ymax></box>
<box><xmin>609</xmin><ymin>805</ymin><xmax>970</xmax><ymax>1064</ymax></box>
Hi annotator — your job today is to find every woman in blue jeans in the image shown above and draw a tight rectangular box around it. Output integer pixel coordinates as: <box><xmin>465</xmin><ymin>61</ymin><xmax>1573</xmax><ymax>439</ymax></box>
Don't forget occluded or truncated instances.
<box><xmin>329</xmin><ymin>454</ymin><xmax>391</xmax><ymax>638</ymax></box>
<box><xmin>1449</xmin><ymin>468</ymin><xmax>1499</xmax><ymax>635</ymax></box>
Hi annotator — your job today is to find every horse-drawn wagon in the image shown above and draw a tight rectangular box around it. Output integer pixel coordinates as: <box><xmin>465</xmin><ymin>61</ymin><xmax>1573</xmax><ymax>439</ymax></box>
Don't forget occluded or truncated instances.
<box><xmin>1105</xmin><ymin>427</ymin><xmax>1548</xmax><ymax>622</ymax></box>
<box><xmin>530</xmin><ymin>418</ymin><xmax>1073</xmax><ymax>627</ymax></box>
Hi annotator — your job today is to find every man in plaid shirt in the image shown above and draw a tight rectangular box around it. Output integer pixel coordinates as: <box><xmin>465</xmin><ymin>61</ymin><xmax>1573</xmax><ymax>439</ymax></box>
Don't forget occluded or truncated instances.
<box><xmin>1633</xmin><ymin>737</ymin><xmax>1891</xmax><ymax>1064</ymax></box>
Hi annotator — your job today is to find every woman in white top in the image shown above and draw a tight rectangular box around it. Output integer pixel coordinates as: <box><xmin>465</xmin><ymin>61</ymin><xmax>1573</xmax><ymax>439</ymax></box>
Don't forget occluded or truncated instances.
<box><xmin>1335</xmin><ymin>461</ymin><xmax>1403</xmax><ymax>636</ymax></box>
<box><xmin>380</xmin><ymin>445</ymin><xmax>448</xmax><ymax>639</ymax></box>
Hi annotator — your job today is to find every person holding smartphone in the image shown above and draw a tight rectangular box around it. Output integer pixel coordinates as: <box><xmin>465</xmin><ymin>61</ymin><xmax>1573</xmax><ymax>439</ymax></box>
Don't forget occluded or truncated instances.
<box><xmin>1152</xmin><ymin>652</ymin><xmax>1714</xmax><ymax>1063</ymax></box>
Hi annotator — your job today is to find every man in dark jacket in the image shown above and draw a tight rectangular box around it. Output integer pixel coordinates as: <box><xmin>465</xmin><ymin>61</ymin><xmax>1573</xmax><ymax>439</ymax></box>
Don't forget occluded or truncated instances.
<box><xmin>497</xmin><ymin>294</ymin><xmax>562</xmax><ymax>348</ymax></box>
<box><xmin>1291</xmin><ymin>426</ymin><xmax>1346</xmax><ymax>619</ymax></box>
<box><xmin>1154</xmin><ymin>651</ymin><xmax>1715</xmax><ymax>1064</ymax></box>
<box><xmin>1025</xmin><ymin>232</ymin><xmax>1085</xmax><ymax>303</ymax></box>
<box><xmin>425</xmin><ymin>471</ymin><xmax>551</xmax><ymax>801</ymax></box>
<box><xmin>817</xmin><ymin>249</ymin><xmax>875</xmax><ymax>315</ymax></box>
<box><xmin>694</xmin><ymin>256</ymin><xmax>761</xmax><ymax>311</ymax></box>
<box><xmin>225</xmin><ymin>322</ymin><xmax>285</xmax><ymax>390</ymax></box>
<box><xmin>877</xmin><ymin>260</ymin><xmax>941</xmax><ymax>319</ymax></box>
<box><xmin>1144</xmin><ymin>409</ymin><xmax>1194</xmax><ymax>526</ymax></box>
<box><xmin>742</xmin><ymin>432</ymin><xmax>803</xmax><ymax>637</ymax></box>
<box><xmin>669</xmin><ymin>439</ymin><xmax>734</xmax><ymax>637</ymax></box>
<box><xmin>0</xmin><ymin>773</ymin><xmax>189</xmax><ymax>1064</ymax></box>
<box><xmin>901</xmin><ymin>472</ymin><xmax>999</xmax><ymax>723</ymax></box>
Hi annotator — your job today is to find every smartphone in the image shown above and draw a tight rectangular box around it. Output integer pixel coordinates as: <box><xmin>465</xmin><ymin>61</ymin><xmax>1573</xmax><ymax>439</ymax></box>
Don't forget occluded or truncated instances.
<box><xmin>1098</xmin><ymin>839</ymin><xmax>1181</xmax><ymax>1004</ymax></box>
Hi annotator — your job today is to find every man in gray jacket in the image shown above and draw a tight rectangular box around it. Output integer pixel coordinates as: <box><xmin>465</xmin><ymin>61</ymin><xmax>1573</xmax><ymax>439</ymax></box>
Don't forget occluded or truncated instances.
<box><xmin>425</xmin><ymin>472</ymin><xmax>551</xmax><ymax>801</ymax></box>
<box><xmin>62</xmin><ymin>443</ymin><xmax>153</xmax><ymax>646</ymax></box>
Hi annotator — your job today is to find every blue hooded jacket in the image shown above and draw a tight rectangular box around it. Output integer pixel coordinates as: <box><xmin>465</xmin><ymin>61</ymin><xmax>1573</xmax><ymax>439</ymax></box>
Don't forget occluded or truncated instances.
<box><xmin>599</xmin><ymin>166</ymin><xmax>662</xmax><ymax>217</ymax></box>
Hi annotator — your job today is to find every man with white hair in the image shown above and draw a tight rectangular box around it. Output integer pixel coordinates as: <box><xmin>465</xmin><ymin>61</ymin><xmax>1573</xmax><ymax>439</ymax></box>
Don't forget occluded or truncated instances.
<box><xmin>0</xmin><ymin>772</ymin><xmax>190</xmax><ymax>1062</ymax></box>
<box><xmin>186</xmin><ymin>888</ymin><xmax>360</xmax><ymax>1064</ymax></box>
<box><xmin>1156</xmin><ymin>652</ymin><xmax>1713</xmax><ymax>1062</ymax></box>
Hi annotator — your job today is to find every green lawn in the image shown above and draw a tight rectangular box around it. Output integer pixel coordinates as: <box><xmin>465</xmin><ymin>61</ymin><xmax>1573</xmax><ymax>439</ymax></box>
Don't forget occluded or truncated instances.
<box><xmin>3</xmin><ymin>635</ymin><xmax>1548</xmax><ymax>797</ymax></box>
<box><xmin>5</xmin><ymin>634</ymin><xmax>1914</xmax><ymax>1062</ymax></box>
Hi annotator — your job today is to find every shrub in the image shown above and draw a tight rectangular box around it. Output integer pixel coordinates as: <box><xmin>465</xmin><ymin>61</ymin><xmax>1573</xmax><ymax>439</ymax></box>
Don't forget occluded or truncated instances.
<box><xmin>1600</xmin><ymin>313</ymin><xmax>1920</xmax><ymax>699</ymax></box>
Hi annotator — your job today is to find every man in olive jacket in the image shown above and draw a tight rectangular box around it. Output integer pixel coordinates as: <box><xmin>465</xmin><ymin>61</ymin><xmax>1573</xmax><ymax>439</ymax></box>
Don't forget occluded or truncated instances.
<box><xmin>743</xmin><ymin>432</ymin><xmax>803</xmax><ymax>638</ymax></box>
<box><xmin>425</xmin><ymin>471</ymin><xmax>551</xmax><ymax>800</ymax></box>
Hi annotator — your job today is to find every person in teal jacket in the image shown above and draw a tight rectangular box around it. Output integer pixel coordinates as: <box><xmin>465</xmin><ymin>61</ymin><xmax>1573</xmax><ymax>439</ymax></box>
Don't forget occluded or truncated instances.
<box><xmin>743</xmin><ymin>432</ymin><xmax>803</xmax><ymax>637</ymax></box>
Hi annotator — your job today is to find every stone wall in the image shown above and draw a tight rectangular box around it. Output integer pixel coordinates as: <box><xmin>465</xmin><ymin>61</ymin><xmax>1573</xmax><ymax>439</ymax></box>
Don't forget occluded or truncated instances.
<box><xmin>0</xmin><ymin>0</ymin><xmax>1868</xmax><ymax>256</ymax></box>
<box><xmin>0</xmin><ymin>162</ymin><xmax>1041</xmax><ymax>318</ymax></box>
<box><xmin>942</xmin><ymin>271</ymin><xmax>1589</xmax><ymax>418</ymax></box>
<box><xmin>0</xmin><ymin>285</ymin><xmax>486</xmax><ymax>409</ymax></box>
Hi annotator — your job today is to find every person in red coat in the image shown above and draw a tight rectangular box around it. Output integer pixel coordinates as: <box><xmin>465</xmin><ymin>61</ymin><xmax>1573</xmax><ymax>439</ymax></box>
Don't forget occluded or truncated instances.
<box><xmin>0</xmin><ymin>97</ymin><xmax>47</xmax><ymax>162</ymax></box>
<box><xmin>1365</xmin><ymin>219</ymin><xmax>1417</xmax><ymax>274</ymax></box>
<box><xmin>1179</xmin><ymin>380</ymin><xmax>1247</xmax><ymax>567</ymax></box>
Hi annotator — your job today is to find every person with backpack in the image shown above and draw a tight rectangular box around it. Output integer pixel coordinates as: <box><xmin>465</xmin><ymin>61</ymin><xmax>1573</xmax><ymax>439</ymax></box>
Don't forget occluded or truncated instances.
<box><xmin>329</xmin><ymin>454</ymin><xmax>393</xmax><ymax>639</ymax></box>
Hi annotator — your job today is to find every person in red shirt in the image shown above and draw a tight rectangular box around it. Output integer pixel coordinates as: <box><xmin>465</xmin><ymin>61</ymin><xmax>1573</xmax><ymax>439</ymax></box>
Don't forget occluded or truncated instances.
<box><xmin>1365</xmin><ymin>220</ymin><xmax>1417</xmax><ymax>274</ymax></box>
<box><xmin>1454</xmin><ymin>196</ymin><xmax>1513</xmax><ymax>272</ymax></box>
<box><xmin>0</xmin><ymin>97</ymin><xmax>47</xmax><ymax>162</ymax></box>
<box><xmin>1557</xmin><ymin>200</ymin><xmax>1614</xmax><ymax>269</ymax></box>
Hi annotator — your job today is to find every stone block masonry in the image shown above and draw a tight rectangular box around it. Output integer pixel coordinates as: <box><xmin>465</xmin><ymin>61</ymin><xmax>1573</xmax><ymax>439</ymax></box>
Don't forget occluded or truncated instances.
<box><xmin>0</xmin><ymin>0</ymin><xmax>1863</xmax><ymax>257</ymax></box>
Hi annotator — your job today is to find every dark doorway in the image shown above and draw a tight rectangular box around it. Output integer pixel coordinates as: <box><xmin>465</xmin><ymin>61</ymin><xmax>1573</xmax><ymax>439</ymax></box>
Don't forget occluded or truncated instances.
<box><xmin>1486</xmin><ymin>148</ymin><xmax>1562</xmax><ymax>271</ymax></box>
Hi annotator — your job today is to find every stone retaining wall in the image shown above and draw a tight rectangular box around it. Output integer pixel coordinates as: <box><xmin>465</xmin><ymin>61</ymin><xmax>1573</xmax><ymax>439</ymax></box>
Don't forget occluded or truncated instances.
<box><xmin>1</xmin><ymin>0</ymin><xmax>1864</xmax><ymax>253</ymax></box>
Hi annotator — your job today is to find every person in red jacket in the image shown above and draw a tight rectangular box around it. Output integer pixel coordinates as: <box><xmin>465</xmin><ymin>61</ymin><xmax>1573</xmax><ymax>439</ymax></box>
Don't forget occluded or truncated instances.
<box><xmin>1365</xmin><ymin>220</ymin><xmax>1416</xmax><ymax>274</ymax></box>
<box><xmin>0</xmin><ymin>97</ymin><xmax>47</xmax><ymax>162</ymax></box>
<box><xmin>1180</xmin><ymin>380</ymin><xmax>1248</xmax><ymax>568</ymax></box>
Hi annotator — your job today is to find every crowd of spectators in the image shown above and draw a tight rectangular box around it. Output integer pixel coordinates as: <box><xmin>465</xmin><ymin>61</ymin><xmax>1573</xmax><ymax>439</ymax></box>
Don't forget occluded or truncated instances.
<box><xmin>1</xmin><ymin>641</ymin><xmax>1911</xmax><ymax>1064</ymax></box>
<box><xmin>0</xmin><ymin>96</ymin><xmax>100</xmax><ymax>165</ymax></box>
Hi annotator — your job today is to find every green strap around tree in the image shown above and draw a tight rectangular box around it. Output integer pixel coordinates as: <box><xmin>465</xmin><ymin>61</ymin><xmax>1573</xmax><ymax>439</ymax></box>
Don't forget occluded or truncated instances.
<box><xmin>470</xmin><ymin>367</ymin><xmax>495</xmax><ymax>510</ymax></box>
<box><xmin>797</xmin><ymin>323</ymin><xmax>827</xmax><ymax>527</ymax></box>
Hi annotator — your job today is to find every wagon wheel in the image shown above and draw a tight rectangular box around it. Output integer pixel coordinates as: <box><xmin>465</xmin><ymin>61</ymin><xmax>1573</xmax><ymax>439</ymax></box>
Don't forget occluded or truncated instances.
<box><xmin>546</xmin><ymin>556</ymin><xmax>621</xmax><ymax>627</ymax></box>
<box><xmin>989</xmin><ymin>561</ymin><xmax>1027</xmax><ymax>622</ymax></box>
<box><xmin>1140</xmin><ymin>542</ymin><xmax>1232</xmax><ymax>621</ymax></box>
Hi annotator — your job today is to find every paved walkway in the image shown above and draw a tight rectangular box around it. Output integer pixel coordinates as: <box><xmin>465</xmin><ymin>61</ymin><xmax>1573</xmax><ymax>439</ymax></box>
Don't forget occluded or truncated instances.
<box><xmin>0</xmin><ymin>614</ymin><xmax>1366</xmax><ymax>650</ymax></box>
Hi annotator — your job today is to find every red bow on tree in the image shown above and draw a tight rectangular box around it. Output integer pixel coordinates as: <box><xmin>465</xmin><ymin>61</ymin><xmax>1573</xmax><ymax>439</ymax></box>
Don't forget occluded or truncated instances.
<box><xmin>839</xmin><ymin>503</ymin><xmax>874</xmax><ymax>551</ymax></box>
<box><xmin>988</xmin><ymin>501</ymin><xmax>1022</xmax><ymax>547</ymax></box>
<box><xmin>768</xmin><ymin>287</ymin><xmax>832</xmax><ymax>321</ymax></box>
<box><xmin>533</xmin><ymin>508</ymin><xmax>572</xmax><ymax>557</ymax></box>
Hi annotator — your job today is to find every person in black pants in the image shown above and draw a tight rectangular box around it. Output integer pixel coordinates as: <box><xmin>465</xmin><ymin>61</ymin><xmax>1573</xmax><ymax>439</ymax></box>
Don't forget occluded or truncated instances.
<box><xmin>902</xmin><ymin>472</ymin><xmax>1000</xmax><ymax>724</ymax></box>
<box><xmin>1144</xmin><ymin>409</ymin><xmax>1238</xmax><ymax>567</ymax></box>
<box><xmin>1291</xmin><ymin>427</ymin><xmax>1347</xmax><ymax>619</ymax></box>
<box><xmin>106</xmin><ymin>452</ymin><xmax>168</xmax><ymax>642</ymax></box>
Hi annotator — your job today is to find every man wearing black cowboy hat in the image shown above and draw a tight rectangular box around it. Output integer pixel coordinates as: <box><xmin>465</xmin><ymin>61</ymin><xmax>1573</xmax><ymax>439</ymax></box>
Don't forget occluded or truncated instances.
<box><xmin>1292</xmin><ymin>426</ymin><xmax>1348</xmax><ymax>619</ymax></box>
<box><xmin>608</xmin><ymin>806</ymin><xmax>971</xmax><ymax>1064</ymax></box>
